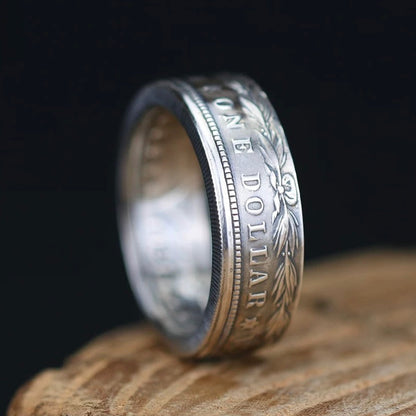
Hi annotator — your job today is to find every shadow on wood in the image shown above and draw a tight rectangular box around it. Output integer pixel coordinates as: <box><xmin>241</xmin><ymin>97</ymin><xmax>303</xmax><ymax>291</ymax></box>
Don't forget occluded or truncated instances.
<box><xmin>8</xmin><ymin>250</ymin><xmax>416</xmax><ymax>415</ymax></box>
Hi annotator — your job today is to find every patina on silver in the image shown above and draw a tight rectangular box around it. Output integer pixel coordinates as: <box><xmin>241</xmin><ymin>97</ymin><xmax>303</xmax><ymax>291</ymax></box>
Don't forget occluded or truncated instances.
<box><xmin>117</xmin><ymin>74</ymin><xmax>304</xmax><ymax>357</ymax></box>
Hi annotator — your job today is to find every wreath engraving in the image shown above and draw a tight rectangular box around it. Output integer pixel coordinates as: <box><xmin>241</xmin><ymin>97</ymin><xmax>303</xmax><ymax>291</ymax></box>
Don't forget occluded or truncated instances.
<box><xmin>227</xmin><ymin>80</ymin><xmax>300</xmax><ymax>339</ymax></box>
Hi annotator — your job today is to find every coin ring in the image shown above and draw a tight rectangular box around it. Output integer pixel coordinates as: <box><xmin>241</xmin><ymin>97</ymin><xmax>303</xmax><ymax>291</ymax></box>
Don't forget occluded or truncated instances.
<box><xmin>117</xmin><ymin>74</ymin><xmax>304</xmax><ymax>357</ymax></box>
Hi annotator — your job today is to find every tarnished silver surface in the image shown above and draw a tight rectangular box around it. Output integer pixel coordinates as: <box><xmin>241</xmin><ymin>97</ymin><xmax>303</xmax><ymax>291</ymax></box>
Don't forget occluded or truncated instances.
<box><xmin>117</xmin><ymin>74</ymin><xmax>304</xmax><ymax>357</ymax></box>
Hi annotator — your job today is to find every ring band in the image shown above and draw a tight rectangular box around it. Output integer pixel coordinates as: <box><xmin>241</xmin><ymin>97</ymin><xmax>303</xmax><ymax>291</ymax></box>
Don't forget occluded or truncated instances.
<box><xmin>117</xmin><ymin>74</ymin><xmax>304</xmax><ymax>357</ymax></box>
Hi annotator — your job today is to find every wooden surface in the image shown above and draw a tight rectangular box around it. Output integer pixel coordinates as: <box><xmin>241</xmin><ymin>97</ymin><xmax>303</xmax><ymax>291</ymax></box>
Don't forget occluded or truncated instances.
<box><xmin>8</xmin><ymin>249</ymin><xmax>416</xmax><ymax>416</ymax></box>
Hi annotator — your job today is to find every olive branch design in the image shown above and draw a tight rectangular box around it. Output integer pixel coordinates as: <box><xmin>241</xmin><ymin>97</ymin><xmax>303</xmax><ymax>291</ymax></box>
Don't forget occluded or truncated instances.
<box><xmin>227</xmin><ymin>80</ymin><xmax>300</xmax><ymax>339</ymax></box>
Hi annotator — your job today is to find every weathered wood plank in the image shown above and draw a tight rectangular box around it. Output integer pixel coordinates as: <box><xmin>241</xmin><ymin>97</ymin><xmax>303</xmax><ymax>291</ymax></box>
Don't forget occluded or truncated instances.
<box><xmin>8</xmin><ymin>249</ymin><xmax>416</xmax><ymax>415</ymax></box>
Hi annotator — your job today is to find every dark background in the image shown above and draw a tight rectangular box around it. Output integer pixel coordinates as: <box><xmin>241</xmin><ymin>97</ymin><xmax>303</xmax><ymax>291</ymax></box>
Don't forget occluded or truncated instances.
<box><xmin>1</xmin><ymin>1</ymin><xmax>414</xmax><ymax>411</ymax></box>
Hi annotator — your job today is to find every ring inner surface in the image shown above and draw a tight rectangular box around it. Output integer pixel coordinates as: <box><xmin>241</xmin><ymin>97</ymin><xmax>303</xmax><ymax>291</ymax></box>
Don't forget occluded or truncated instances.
<box><xmin>124</xmin><ymin>107</ymin><xmax>212</xmax><ymax>337</ymax></box>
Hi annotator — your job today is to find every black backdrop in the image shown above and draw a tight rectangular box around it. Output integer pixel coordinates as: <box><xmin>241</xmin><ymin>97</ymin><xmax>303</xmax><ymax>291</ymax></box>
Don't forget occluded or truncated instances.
<box><xmin>1</xmin><ymin>1</ymin><xmax>415</xmax><ymax>411</ymax></box>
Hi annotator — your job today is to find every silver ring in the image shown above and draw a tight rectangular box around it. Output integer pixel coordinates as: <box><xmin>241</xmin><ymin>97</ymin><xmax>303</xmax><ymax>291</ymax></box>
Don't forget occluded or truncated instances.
<box><xmin>117</xmin><ymin>74</ymin><xmax>304</xmax><ymax>357</ymax></box>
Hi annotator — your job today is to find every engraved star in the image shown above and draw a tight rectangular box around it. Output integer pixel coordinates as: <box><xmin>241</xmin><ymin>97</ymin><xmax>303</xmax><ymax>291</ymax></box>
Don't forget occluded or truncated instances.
<box><xmin>240</xmin><ymin>317</ymin><xmax>259</xmax><ymax>330</ymax></box>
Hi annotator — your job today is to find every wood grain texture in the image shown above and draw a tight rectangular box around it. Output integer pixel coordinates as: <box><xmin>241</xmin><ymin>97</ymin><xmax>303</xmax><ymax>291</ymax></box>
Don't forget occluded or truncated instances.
<box><xmin>8</xmin><ymin>249</ymin><xmax>416</xmax><ymax>416</ymax></box>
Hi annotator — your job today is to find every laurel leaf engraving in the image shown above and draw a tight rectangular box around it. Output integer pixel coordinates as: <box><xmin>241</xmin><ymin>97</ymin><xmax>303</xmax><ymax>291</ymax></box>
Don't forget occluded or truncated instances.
<box><xmin>240</xmin><ymin>96</ymin><xmax>271</xmax><ymax>141</ymax></box>
<box><xmin>288</xmin><ymin>210</ymin><xmax>299</xmax><ymax>254</ymax></box>
<box><xmin>270</xmin><ymin>170</ymin><xmax>277</xmax><ymax>191</ymax></box>
<box><xmin>279</xmin><ymin>149</ymin><xmax>287</xmax><ymax>168</ymax></box>
<box><xmin>285</xmin><ymin>250</ymin><xmax>297</xmax><ymax>301</ymax></box>
<box><xmin>272</xmin><ymin>262</ymin><xmax>285</xmax><ymax>304</ymax></box>
<box><xmin>263</xmin><ymin>161</ymin><xmax>271</xmax><ymax>176</ymax></box>
<box><xmin>258</xmin><ymin>145</ymin><xmax>275</xmax><ymax>173</ymax></box>
<box><xmin>272</xmin><ymin>193</ymin><xmax>281</xmax><ymax>220</ymax></box>
<box><xmin>273</xmin><ymin>204</ymin><xmax>290</xmax><ymax>258</ymax></box>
